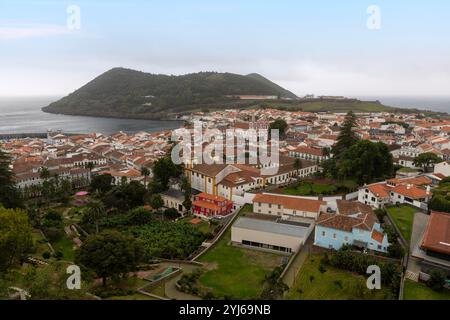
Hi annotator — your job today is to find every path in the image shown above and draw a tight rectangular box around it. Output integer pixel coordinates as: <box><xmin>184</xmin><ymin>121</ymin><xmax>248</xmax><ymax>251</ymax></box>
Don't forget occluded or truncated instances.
<box><xmin>152</xmin><ymin>262</ymin><xmax>202</xmax><ymax>300</ymax></box>
<box><xmin>282</xmin><ymin>231</ymin><xmax>314</xmax><ymax>287</ymax></box>
<box><xmin>406</xmin><ymin>211</ymin><xmax>429</xmax><ymax>279</ymax></box>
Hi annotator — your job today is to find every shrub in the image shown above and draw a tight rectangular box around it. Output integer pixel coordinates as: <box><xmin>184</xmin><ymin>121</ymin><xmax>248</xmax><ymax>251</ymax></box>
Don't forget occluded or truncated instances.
<box><xmin>42</xmin><ymin>251</ymin><xmax>51</xmax><ymax>259</ymax></box>
<box><xmin>387</xmin><ymin>242</ymin><xmax>405</xmax><ymax>259</ymax></box>
<box><xmin>318</xmin><ymin>263</ymin><xmax>327</xmax><ymax>274</ymax></box>
<box><xmin>428</xmin><ymin>269</ymin><xmax>446</xmax><ymax>291</ymax></box>
<box><xmin>333</xmin><ymin>280</ymin><xmax>343</xmax><ymax>289</ymax></box>
<box><xmin>54</xmin><ymin>251</ymin><xmax>63</xmax><ymax>260</ymax></box>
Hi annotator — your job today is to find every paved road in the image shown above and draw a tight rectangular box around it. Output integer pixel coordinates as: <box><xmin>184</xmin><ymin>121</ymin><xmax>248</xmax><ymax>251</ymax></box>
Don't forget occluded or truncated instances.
<box><xmin>407</xmin><ymin>212</ymin><xmax>429</xmax><ymax>274</ymax></box>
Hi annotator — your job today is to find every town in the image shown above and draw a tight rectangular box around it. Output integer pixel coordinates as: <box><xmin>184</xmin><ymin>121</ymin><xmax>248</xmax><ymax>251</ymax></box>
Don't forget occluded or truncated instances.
<box><xmin>1</xmin><ymin>107</ymin><xmax>449</xmax><ymax>300</ymax></box>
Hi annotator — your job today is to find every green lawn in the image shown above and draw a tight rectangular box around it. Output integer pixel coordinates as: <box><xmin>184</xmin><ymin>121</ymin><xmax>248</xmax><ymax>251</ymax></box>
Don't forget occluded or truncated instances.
<box><xmin>52</xmin><ymin>236</ymin><xmax>76</xmax><ymax>261</ymax></box>
<box><xmin>177</xmin><ymin>216</ymin><xmax>216</xmax><ymax>234</ymax></box>
<box><xmin>397</xmin><ymin>167</ymin><xmax>420</xmax><ymax>174</ymax></box>
<box><xmin>283</xmin><ymin>182</ymin><xmax>337</xmax><ymax>196</ymax></box>
<box><xmin>404</xmin><ymin>280</ymin><xmax>450</xmax><ymax>300</ymax></box>
<box><xmin>197</xmin><ymin>204</ymin><xmax>282</xmax><ymax>299</ymax></box>
<box><xmin>106</xmin><ymin>293</ymin><xmax>155</xmax><ymax>300</ymax></box>
<box><xmin>386</xmin><ymin>205</ymin><xmax>416</xmax><ymax>243</ymax></box>
<box><xmin>287</xmin><ymin>254</ymin><xmax>390</xmax><ymax>300</ymax></box>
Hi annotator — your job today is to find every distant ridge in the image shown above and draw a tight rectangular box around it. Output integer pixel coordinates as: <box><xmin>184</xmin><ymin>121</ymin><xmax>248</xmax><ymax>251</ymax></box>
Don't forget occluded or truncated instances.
<box><xmin>42</xmin><ymin>68</ymin><xmax>298</xmax><ymax>120</ymax></box>
<box><xmin>42</xmin><ymin>67</ymin><xmax>448</xmax><ymax>120</ymax></box>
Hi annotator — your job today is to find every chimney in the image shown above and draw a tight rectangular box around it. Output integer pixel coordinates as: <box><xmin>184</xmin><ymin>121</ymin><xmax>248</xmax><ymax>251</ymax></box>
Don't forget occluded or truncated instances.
<box><xmin>407</xmin><ymin>184</ymin><xmax>412</xmax><ymax>190</ymax></box>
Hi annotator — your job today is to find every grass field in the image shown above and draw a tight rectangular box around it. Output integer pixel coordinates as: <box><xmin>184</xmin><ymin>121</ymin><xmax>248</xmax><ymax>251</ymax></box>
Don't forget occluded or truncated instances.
<box><xmin>403</xmin><ymin>280</ymin><xmax>450</xmax><ymax>300</ymax></box>
<box><xmin>386</xmin><ymin>205</ymin><xmax>416</xmax><ymax>243</ymax></box>
<box><xmin>52</xmin><ymin>236</ymin><xmax>76</xmax><ymax>261</ymax></box>
<box><xmin>106</xmin><ymin>293</ymin><xmax>155</xmax><ymax>300</ymax></box>
<box><xmin>197</xmin><ymin>205</ymin><xmax>283</xmax><ymax>299</ymax></box>
<box><xmin>286</xmin><ymin>254</ymin><xmax>390</xmax><ymax>300</ymax></box>
<box><xmin>283</xmin><ymin>182</ymin><xmax>337</xmax><ymax>196</ymax></box>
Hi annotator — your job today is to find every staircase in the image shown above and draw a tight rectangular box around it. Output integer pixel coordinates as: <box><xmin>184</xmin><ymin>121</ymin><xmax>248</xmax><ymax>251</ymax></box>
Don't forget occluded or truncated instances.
<box><xmin>405</xmin><ymin>270</ymin><xmax>419</xmax><ymax>282</ymax></box>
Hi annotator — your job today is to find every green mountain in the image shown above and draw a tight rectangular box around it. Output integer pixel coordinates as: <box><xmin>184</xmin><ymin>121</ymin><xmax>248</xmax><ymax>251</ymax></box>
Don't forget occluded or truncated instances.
<box><xmin>42</xmin><ymin>68</ymin><xmax>298</xmax><ymax>119</ymax></box>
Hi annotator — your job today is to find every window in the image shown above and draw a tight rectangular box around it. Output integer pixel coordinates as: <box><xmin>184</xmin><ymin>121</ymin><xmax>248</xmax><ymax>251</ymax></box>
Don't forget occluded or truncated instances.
<box><xmin>344</xmin><ymin>236</ymin><xmax>349</xmax><ymax>241</ymax></box>
<box><xmin>333</xmin><ymin>234</ymin><xmax>337</xmax><ymax>239</ymax></box>
<box><xmin>322</xmin><ymin>231</ymin><xmax>326</xmax><ymax>237</ymax></box>
<box><xmin>268</xmin><ymin>204</ymin><xmax>272</xmax><ymax>208</ymax></box>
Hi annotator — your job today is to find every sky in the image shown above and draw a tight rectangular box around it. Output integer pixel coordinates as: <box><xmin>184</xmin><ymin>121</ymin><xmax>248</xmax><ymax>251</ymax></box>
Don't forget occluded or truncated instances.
<box><xmin>1</xmin><ymin>0</ymin><xmax>450</xmax><ymax>98</ymax></box>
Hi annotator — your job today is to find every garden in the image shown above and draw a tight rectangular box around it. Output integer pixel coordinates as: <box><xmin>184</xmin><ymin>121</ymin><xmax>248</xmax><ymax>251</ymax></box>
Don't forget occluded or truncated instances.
<box><xmin>403</xmin><ymin>280</ymin><xmax>450</xmax><ymax>300</ymax></box>
<box><xmin>279</xmin><ymin>179</ymin><xmax>358</xmax><ymax>197</ymax></box>
<box><xmin>287</xmin><ymin>254</ymin><xmax>392</xmax><ymax>300</ymax></box>
<box><xmin>386</xmin><ymin>205</ymin><xmax>416</xmax><ymax>243</ymax></box>
<box><xmin>175</xmin><ymin>204</ymin><xmax>286</xmax><ymax>299</ymax></box>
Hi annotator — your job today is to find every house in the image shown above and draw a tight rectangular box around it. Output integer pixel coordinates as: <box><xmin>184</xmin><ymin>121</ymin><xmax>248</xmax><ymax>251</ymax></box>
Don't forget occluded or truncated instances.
<box><xmin>192</xmin><ymin>192</ymin><xmax>233</xmax><ymax>219</ymax></box>
<box><xmin>434</xmin><ymin>161</ymin><xmax>450</xmax><ymax>177</ymax></box>
<box><xmin>358</xmin><ymin>183</ymin><xmax>391</xmax><ymax>209</ymax></box>
<box><xmin>314</xmin><ymin>200</ymin><xmax>389</xmax><ymax>253</ymax></box>
<box><xmin>231</xmin><ymin>216</ymin><xmax>314</xmax><ymax>254</ymax></box>
<box><xmin>358</xmin><ymin>176</ymin><xmax>433</xmax><ymax>209</ymax></box>
<box><xmin>161</xmin><ymin>188</ymin><xmax>187</xmax><ymax>215</ymax></box>
<box><xmin>389</xmin><ymin>184</ymin><xmax>432</xmax><ymax>209</ymax></box>
<box><xmin>412</xmin><ymin>211</ymin><xmax>450</xmax><ymax>277</ymax></box>
<box><xmin>288</xmin><ymin>146</ymin><xmax>328</xmax><ymax>162</ymax></box>
<box><xmin>185</xmin><ymin>158</ymin><xmax>318</xmax><ymax>200</ymax></box>
<box><xmin>252</xmin><ymin>193</ymin><xmax>326</xmax><ymax>220</ymax></box>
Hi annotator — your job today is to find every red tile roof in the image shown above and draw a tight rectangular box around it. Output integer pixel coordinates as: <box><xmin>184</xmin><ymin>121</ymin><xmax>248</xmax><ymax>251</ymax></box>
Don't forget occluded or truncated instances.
<box><xmin>391</xmin><ymin>185</ymin><xmax>430</xmax><ymax>199</ymax></box>
<box><xmin>421</xmin><ymin>211</ymin><xmax>450</xmax><ymax>255</ymax></box>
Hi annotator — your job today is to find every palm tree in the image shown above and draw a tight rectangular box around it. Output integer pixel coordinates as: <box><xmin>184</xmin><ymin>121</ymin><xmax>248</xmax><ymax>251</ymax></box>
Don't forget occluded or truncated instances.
<box><xmin>141</xmin><ymin>167</ymin><xmax>150</xmax><ymax>189</ymax></box>
<box><xmin>85</xmin><ymin>199</ymin><xmax>106</xmax><ymax>234</ymax></box>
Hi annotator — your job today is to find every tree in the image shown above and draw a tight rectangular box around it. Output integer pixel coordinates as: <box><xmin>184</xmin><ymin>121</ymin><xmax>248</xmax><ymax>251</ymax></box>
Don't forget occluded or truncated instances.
<box><xmin>152</xmin><ymin>157</ymin><xmax>182</xmax><ymax>190</ymax></box>
<box><xmin>0</xmin><ymin>147</ymin><xmax>23</xmax><ymax>208</ymax></box>
<box><xmin>41</xmin><ymin>209</ymin><xmax>64</xmax><ymax>241</ymax></box>
<box><xmin>75</xmin><ymin>230</ymin><xmax>143</xmax><ymax>286</ymax></box>
<box><xmin>140</xmin><ymin>167</ymin><xmax>150</xmax><ymax>189</ymax></box>
<box><xmin>127</xmin><ymin>207</ymin><xmax>153</xmax><ymax>226</ymax></box>
<box><xmin>103</xmin><ymin>181</ymin><xmax>146</xmax><ymax>211</ymax></box>
<box><xmin>332</xmin><ymin>111</ymin><xmax>358</xmax><ymax>159</ymax></box>
<box><xmin>149</xmin><ymin>194</ymin><xmax>164</xmax><ymax>211</ymax></box>
<box><xmin>269</xmin><ymin>118</ymin><xmax>288</xmax><ymax>140</ymax></box>
<box><xmin>330</xmin><ymin>140</ymin><xmax>394</xmax><ymax>184</ymax></box>
<box><xmin>22</xmin><ymin>262</ymin><xmax>90</xmax><ymax>300</ymax></box>
<box><xmin>0</xmin><ymin>207</ymin><xmax>33</xmax><ymax>272</ymax></box>
<box><xmin>39</xmin><ymin>167</ymin><xmax>51</xmax><ymax>180</ymax></box>
<box><xmin>90</xmin><ymin>174</ymin><xmax>114</xmax><ymax>194</ymax></box>
<box><xmin>387</xmin><ymin>242</ymin><xmax>405</xmax><ymax>259</ymax></box>
<box><xmin>163</xmin><ymin>208</ymin><xmax>180</xmax><ymax>220</ymax></box>
<box><xmin>413</xmin><ymin>153</ymin><xmax>441</xmax><ymax>172</ymax></box>
<box><xmin>181</xmin><ymin>176</ymin><xmax>192</xmax><ymax>212</ymax></box>
<box><xmin>84</xmin><ymin>199</ymin><xmax>106</xmax><ymax>234</ymax></box>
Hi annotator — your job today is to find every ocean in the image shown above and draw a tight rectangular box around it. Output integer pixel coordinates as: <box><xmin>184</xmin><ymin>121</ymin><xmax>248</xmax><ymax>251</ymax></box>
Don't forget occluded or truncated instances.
<box><xmin>0</xmin><ymin>96</ymin><xmax>183</xmax><ymax>135</ymax></box>
<box><xmin>358</xmin><ymin>96</ymin><xmax>450</xmax><ymax>113</ymax></box>
<box><xmin>0</xmin><ymin>96</ymin><xmax>448</xmax><ymax>135</ymax></box>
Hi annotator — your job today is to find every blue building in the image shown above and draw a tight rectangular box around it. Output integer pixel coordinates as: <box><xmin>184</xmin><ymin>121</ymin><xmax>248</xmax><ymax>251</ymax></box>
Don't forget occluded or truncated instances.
<box><xmin>314</xmin><ymin>200</ymin><xmax>389</xmax><ymax>253</ymax></box>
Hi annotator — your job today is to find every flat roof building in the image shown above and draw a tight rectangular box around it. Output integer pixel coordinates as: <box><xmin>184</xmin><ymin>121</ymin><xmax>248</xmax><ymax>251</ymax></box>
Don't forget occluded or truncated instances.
<box><xmin>231</xmin><ymin>216</ymin><xmax>313</xmax><ymax>254</ymax></box>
